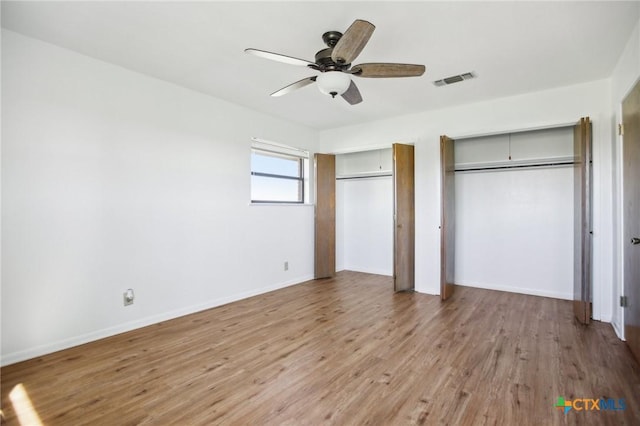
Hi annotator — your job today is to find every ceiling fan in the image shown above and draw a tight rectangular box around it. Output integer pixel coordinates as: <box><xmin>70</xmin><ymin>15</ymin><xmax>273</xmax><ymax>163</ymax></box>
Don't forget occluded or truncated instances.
<box><xmin>245</xmin><ymin>19</ymin><xmax>425</xmax><ymax>105</ymax></box>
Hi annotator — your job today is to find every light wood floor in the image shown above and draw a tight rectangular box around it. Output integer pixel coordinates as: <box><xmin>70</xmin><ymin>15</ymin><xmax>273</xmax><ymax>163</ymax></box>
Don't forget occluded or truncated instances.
<box><xmin>2</xmin><ymin>271</ymin><xmax>639</xmax><ymax>425</ymax></box>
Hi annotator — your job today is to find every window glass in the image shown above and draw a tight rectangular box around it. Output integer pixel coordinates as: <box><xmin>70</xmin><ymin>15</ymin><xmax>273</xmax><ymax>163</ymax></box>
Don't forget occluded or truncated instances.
<box><xmin>251</xmin><ymin>152</ymin><xmax>301</xmax><ymax>177</ymax></box>
<box><xmin>251</xmin><ymin>175</ymin><xmax>303</xmax><ymax>203</ymax></box>
<box><xmin>251</xmin><ymin>145</ymin><xmax>306</xmax><ymax>204</ymax></box>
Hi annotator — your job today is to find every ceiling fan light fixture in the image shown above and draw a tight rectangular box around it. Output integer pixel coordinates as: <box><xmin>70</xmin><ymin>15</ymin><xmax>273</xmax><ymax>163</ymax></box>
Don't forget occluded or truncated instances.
<box><xmin>246</xmin><ymin>19</ymin><xmax>425</xmax><ymax>104</ymax></box>
<box><xmin>316</xmin><ymin>71</ymin><xmax>351</xmax><ymax>98</ymax></box>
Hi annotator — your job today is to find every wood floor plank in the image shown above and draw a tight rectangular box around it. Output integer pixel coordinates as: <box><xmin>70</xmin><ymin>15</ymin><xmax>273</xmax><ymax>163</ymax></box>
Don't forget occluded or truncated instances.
<box><xmin>2</xmin><ymin>271</ymin><xmax>639</xmax><ymax>425</ymax></box>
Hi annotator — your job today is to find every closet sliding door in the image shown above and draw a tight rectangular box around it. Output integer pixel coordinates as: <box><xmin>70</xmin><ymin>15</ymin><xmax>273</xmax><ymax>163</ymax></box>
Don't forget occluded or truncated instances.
<box><xmin>315</xmin><ymin>153</ymin><xmax>335</xmax><ymax>279</ymax></box>
<box><xmin>573</xmin><ymin>117</ymin><xmax>592</xmax><ymax>324</ymax></box>
<box><xmin>440</xmin><ymin>136</ymin><xmax>455</xmax><ymax>301</ymax></box>
<box><xmin>393</xmin><ymin>143</ymin><xmax>415</xmax><ymax>292</ymax></box>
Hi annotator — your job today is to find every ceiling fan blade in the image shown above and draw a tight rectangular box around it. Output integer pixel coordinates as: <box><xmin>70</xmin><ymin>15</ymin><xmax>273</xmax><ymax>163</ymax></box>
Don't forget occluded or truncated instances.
<box><xmin>270</xmin><ymin>76</ymin><xmax>317</xmax><ymax>97</ymax></box>
<box><xmin>352</xmin><ymin>63</ymin><xmax>426</xmax><ymax>78</ymax></box>
<box><xmin>331</xmin><ymin>19</ymin><xmax>375</xmax><ymax>65</ymax></box>
<box><xmin>341</xmin><ymin>80</ymin><xmax>363</xmax><ymax>105</ymax></box>
<box><xmin>245</xmin><ymin>48</ymin><xmax>316</xmax><ymax>68</ymax></box>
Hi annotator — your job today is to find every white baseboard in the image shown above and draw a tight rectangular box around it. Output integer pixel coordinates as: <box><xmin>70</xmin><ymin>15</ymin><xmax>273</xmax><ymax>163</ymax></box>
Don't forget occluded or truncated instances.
<box><xmin>1</xmin><ymin>275</ymin><xmax>313</xmax><ymax>366</ymax></box>
<box><xmin>454</xmin><ymin>280</ymin><xmax>573</xmax><ymax>301</ymax></box>
<box><xmin>343</xmin><ymin>266</ymin><xmax>393</xmax><ymax>277</ymax></box>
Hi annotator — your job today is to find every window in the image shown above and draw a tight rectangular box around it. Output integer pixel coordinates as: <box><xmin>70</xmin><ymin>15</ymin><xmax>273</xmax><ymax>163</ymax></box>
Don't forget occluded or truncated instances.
<box><xmin>251</xmin><ymin>139</ymin><xmax>308</xmax><ymax>204</ymax></box>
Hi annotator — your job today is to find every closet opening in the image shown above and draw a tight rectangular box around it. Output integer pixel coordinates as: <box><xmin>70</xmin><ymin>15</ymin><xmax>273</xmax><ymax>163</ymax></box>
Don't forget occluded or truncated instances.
<box><xmin>331</xmin><ymin>144</ymin><xmax>415</xmax><ymax>291</ymax></box>
<box><xmin>441</xmin><ymin>120</ymin><xmax>592</xmax><ymax>324</ymax></box>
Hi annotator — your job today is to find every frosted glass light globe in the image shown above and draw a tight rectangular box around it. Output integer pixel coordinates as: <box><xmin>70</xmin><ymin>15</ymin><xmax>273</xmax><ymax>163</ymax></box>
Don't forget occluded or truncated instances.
<box><xmin>316</xmin><ymin>72</ymin><xmax>351</xmax><ymax>98</ymax></box>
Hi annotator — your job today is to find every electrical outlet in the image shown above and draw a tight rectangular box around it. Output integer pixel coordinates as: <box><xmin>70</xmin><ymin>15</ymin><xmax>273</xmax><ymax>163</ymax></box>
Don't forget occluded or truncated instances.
<box><xmin>123</xmin><ymin>288</ymin><xmax>134</xmax><ymax>306</ymax></box>
<box><xmin>284</xmin><ymin>261</ymin><xmax>289</xmax><ymax>271</ymax></box>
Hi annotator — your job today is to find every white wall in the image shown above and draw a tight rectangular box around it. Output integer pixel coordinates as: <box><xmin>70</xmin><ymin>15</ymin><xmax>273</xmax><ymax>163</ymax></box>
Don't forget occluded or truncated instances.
<box><xmin>320</xmin><ymin>79</ymin><xmax>613</xmax><ymax>322</ymax></box>
<box><xmin>611</xmin><ymin>15</ymin><xmax>640</xmax><ymax>339</ymax></box>
<box><xmin>1</xmin><ymin>30</ymin><xmax>317</xmax><ymax>365</ymax></box>
<box><xmin>455</xmin><ymin>167</ymin><xmax>573</xmax><ymax>299</ymax></box>
<box><xmin>338</xmin><ymin>177</ymin><xmax>393</xmax><ymax>276</ymax></box>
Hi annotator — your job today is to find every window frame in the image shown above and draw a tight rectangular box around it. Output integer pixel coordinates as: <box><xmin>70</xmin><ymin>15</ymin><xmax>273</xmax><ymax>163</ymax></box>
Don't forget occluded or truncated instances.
<box><xmin>250</xmin><ymin>140</ymin><xmax>308</xmax><ymax>205</ymax></box>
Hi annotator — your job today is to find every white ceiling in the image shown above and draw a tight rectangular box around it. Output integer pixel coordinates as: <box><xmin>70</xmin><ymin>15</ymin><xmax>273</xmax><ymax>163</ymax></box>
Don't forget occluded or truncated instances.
<box><xmin>2</xmin><ymin>1</ymin><xmax>638</xmax><ymax>130</ymax></box>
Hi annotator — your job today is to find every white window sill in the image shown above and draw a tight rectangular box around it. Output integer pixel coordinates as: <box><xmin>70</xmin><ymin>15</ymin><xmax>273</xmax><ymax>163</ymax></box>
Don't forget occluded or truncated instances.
<box><xmin>249</xmin><ymin>202</ymin><xmax>314</xmax><ymax>207</ymax></box>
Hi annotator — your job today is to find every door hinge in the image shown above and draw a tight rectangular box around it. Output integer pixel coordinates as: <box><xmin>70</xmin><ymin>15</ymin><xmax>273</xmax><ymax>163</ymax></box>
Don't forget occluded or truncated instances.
<box><xmin>618</xmin><ymin>123</ymin><xmax>624</xmax><ymax>136</ymax></box>
<box><xmin>620</xmin><ymin>295</ymin><xmax>628</xmax><ymax>308</ymax></box>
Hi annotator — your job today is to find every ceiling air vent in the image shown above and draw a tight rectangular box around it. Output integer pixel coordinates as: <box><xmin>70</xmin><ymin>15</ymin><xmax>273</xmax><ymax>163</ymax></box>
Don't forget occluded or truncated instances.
<box><xmin>433</xmin><ymin>72</ymin><xmax>475</xmax><ymax>87</ymax></box>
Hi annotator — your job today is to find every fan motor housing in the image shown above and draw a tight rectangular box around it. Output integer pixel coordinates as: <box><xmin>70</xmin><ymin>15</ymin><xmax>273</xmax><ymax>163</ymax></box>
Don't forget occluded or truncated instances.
<box><xmin>314</xmin><ymin>48</ymin><xmax>350</xmax><ymax>72</ymax></box>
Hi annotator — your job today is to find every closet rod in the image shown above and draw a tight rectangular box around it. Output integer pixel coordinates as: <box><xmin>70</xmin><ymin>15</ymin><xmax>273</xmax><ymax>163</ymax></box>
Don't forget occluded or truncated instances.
<box><xmin>336</xmin><ymin>174</ymin><xmax>393</xmax><ymax>180</ymax></box>
<box><xmin>455</xmin><ymin>161</ymin><xmax>575</xmax><ymax>173</ymax></box>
